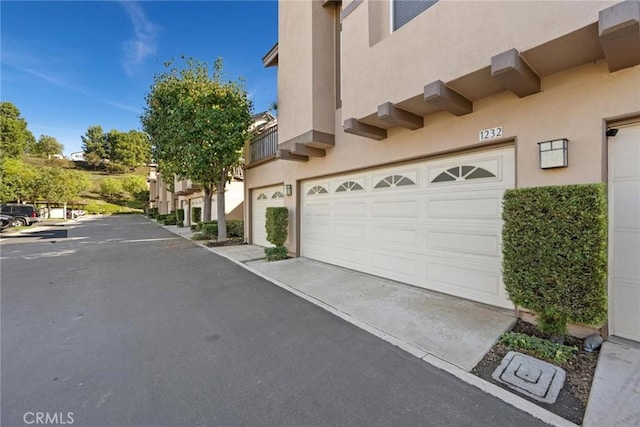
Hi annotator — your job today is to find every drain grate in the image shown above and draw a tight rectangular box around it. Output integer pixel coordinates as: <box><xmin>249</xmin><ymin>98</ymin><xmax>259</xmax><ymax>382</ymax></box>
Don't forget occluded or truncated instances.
<box><xmin>492</xmin><ymin>351</ymin><xmax>566</xmax><ymax>404</ymax></box>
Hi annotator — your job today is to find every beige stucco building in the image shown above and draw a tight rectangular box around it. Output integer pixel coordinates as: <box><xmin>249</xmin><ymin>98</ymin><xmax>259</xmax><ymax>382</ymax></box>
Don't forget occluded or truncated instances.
<box><xmin>149</xmin><ymin>171</ymin><xmax>245</xmax><ymax>225</ymax></box>
<box><xmin>244</xmin><ymin>0</ymin><xmax>640</xmax><ymax>341</ymax></box>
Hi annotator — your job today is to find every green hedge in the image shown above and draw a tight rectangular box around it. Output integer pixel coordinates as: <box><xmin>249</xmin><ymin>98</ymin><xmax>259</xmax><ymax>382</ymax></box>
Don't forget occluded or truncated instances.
<box><xmin>502</xmin><ymin>183</ymin><xmax>608</xmax><ymax>335</ymax></box>
<box><xmin>163</xmin><ymin>216</ymin><xmax>178</xmax><ymax>226</ymax></box>
<box><xmin>196</xmin><ymin>220</ymin><xmax>244</xmax><ymax>240</ymax></box>
<box><xmin>227</xmin><ymin>219</ymin><xmax>244</xmax><ymax>238</ymax></box>
<box><xmin>265</xmin><ymin>246</ymin><xmax>288</xmax><ymax>261</ymax></box>
<box><xmin>200</xmin><ymin>221</ymin><xmax>218</xmax><ymax>239</ymax></box>
<box><xmin>192</xmin><ymin>207</ymin><xmax>201</xmax><ymax>224</ymax></box>
<box><xmin>266</xmin><ymin>207</ymin><xmax>288</xmax><ymax>247</ymax></box>
<box><xmin>265</xmin><ymin>207</ymin><xmax>288</xmax><ymax>261</ymax></box>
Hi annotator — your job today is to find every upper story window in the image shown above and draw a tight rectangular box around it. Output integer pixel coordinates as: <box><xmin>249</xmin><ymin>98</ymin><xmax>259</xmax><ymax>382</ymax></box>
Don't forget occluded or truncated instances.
<box><xmin>392</xmin><ymin>0</ymin><xmax>438</xmax><ymax>31</ymax></box>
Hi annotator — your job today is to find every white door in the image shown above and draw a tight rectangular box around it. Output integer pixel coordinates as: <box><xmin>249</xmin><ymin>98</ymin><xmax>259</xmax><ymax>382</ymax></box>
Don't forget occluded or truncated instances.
<box><xmin>609</xmin><ymin>123</ymin><xmax>640</xmax><ymax>342</ymax></box>
<box><xmin>301</xmin><ymin>147</ymin><xmax>515</xmax><ymax>308</ymax></box>
<box><xmin>251</xmin><ymin>185</ymin><xmax>285</xmax><ymax>247</ymax></box>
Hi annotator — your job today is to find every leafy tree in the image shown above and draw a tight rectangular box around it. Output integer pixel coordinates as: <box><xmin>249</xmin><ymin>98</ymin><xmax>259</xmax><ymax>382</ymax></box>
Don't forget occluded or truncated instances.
<box><xmin>81</xmin><ymin>125</ymin><xmax>109</xmax><ymax>160</ymax></box>
<box><xmin>108</xmin><ymin>129</ymin><xmax>151</xmax><ymax>169</ymax></box>
<box><xmin>34</xmin><ymin>135</ymin><xmax>64</xmax><ymax>159</ymax></box>
<box><xmin>66</xmin><ymin>171</ymin><xmax>90</xmax><ymax>199</ymax></box>
<box><xmin>141</xmin><ymin>57</ymin><xmax>252</xmax><ymax>241</ymax></box>
<box><xmin>82</xmin><ymin>126</ymin><xmax>150</xmax><ymax>171</ymax></box>
<box><xmin>268</xmin><ymin>100</ymin><xmax>278</xmax><ymax>115</ymax></box>
<box><xmin>34</xmin><ymin>168</ymin><xmax>88</xmax><ymax>204</ymax></box>
<box><xmin>0</xmin><ymin>102</ymin><xmax>36</xmax><ymax>158</ymax></box>
<box><xmin>84</xmin><ymin>152</ymin><xmax>102</xmax><ymax>170</ymax></box>
<box><xmin>122</xmin><ymin>175</ymin><xmax>148</xmax><ymax>200</ymax></box>
<box><xmin>0</xmin><ymin>158</ymin><xmax>38</xmax><ymax>202</ymax></box>
<box><xmin>100</xmin><ymin>177</ymin><xmax>124</xmax><ymax>200</ymax></box>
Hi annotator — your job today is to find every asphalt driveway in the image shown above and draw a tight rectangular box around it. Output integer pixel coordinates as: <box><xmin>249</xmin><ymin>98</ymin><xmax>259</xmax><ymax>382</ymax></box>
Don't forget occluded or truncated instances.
<box><xmin>1</xmin><ymin>215</ymin><xmax>548</xmax><ymax>426</ymax></box>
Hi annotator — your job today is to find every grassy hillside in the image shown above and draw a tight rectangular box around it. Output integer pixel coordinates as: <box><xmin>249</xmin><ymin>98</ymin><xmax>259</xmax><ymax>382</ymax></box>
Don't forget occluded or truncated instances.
<box><xmin>22</xmin><ymin>156</ymin><xmax>150</xmax><ymax>214</ymax></box>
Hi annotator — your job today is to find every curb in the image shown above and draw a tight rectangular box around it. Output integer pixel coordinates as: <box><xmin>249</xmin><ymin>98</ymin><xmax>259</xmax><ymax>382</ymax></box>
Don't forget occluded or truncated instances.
<box><xmin>156</xmin><ymin>219</ymin><xmax>579</xmax><ymax>427</ymax></box>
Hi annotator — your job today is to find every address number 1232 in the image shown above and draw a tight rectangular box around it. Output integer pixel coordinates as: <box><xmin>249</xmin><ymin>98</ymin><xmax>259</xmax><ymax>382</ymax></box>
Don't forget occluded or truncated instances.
<box><xmin>479</xmin><ymin>127</ymin><xmax>503</xmax><ymax>141</ymax></box>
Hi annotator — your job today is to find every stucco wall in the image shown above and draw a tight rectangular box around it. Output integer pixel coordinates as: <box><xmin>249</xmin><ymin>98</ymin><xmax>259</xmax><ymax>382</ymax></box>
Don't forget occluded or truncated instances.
<box><xmin>278</xmin><ymin>0</ymin><xmax>335</xmax><ymax>142</ymax></box>
<box><xmin>246</xmin><ymin>60</ymin><xmax>640</xmax><ymax>252</ymax></box>
<box><xmin>176</xmin><ymin>180</ymin><xmax>245</xmax><ymax>222</ymax></box>
<box><xmin>340</xmin><ymin>0</ymin><xmax>618</xmax><ymax>120</ymax></box>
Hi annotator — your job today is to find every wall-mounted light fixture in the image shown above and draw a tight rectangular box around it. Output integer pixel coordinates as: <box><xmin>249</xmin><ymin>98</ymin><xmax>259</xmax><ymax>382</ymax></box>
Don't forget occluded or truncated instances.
<box><xmin>538</xmin><ymin>139</ymin><xmax>568</xmax><ymax>169</ymax></box>
<box><xmin>284</xmin><ymin>184</ymin><xmax>293</xmax><ymax>196</ymax></box>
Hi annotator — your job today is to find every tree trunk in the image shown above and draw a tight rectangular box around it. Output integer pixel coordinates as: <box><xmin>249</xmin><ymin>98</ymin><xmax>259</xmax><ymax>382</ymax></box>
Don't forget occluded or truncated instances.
<box><xmin>216</xmin><ymin>176</ymin><xmax>227</xmax><ymax>242</ymax></box>
<box><xmin>202</xmin><ymin>185</ymin><xmax>213</xmax><ymax>224</ymax></box>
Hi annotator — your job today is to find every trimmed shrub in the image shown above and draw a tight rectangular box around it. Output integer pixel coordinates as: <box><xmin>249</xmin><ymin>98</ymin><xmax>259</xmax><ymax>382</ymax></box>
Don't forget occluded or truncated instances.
<box><xmin>502</xmin><ymin>184</ymin><xmax>608</xmax><ymax>337</ymax></box>
<box><xmin>176</xmin><ymin>208</ymin><xmax>185</xmax><ymax>222</ymax></box>
<box><xmin>192</xmin><ymin>219</ymin><xmax>243</xmax><ymax>239</ymax></box>
<box><xmin>227</xmin><ymin>219</ymin><xmax>244</xmax><ymax>238</ymax></box>
<box><xmin>192</xmin><ymin>232</ymin><xmax>208</xmax><ymax>241</ymax></box>
<box><xmin>265</xmin><ymin>207</ymin><xmax>288</xmax><ymax>247</ymax></box>
<box><xmin>198</xmin><ymin>219</ymin><xmax>244</xmax><ymax>240</ymax></box>
<box><xmin>162</xmin><ymin>213</ymin><xmax>178</xmax><ymax>226</ymax></box>
<box><xmin>192</xmin><ymin>207</ymin><xmax>201</xmax><ymax>224</ymax></box>
<box><xmin>200</xmin><ymin>221</ymin><xmax>218</xmax><ymax>239</ymax></box>
<box><xmin>265</xmin><ymin>246</ymin><xmax>288</xmax><ymax>262</ymax></box>
<box><xmin>265</xmin><ymin>207</ymin><xmax>288</xmax><ymax>261</ymax></box>
<box><xmin>149</xmin><ymin>207</ymin><xmax>158</xmax><ymax>218</ymax></box>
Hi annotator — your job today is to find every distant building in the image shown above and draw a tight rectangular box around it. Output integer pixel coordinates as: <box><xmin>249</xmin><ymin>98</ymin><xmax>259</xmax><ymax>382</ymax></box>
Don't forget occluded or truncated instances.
<box><xmin>249</xmin><ymin>111</ymin><xmax>277</xmax><ymax>134</ymax></box>
<box><xmin>70</xmin><ymin>152</ymin><xmax>85</xmax><ymax>161</ymax></box>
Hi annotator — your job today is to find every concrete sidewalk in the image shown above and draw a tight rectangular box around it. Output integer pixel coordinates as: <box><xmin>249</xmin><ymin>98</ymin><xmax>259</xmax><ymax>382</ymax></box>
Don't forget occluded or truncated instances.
<box><xmin>159</xmin><ymin>222</ymin><xmax>640</xmax><ymax>427</ymax></box>
<box><xmin>247</xmin><ymin>257</ymin><xmax>514</xmax><ymax>371</ymax></box>
<box><xmin>583</xmin><ymin>340</ymin><xmax>640</xmax><ymax>427</ymax></box>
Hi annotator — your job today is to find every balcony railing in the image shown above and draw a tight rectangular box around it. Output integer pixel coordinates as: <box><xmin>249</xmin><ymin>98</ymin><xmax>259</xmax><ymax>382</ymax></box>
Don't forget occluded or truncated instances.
<box><xmin>174</xmin><ymin>178</ymin><xmax>202</xmax><ymax>196</ymax></box>
<box><xmin>231</xmin><ymin>165</ymin><xmax>244</xmax><ymax>181</ymax></box>
<box><xmin>249</xmin><ymin>124</ymin><xmax>278</xmax><ymax>164</ymax></box>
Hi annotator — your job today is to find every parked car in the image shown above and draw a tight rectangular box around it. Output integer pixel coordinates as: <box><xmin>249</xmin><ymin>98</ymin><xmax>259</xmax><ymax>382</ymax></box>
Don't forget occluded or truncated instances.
<box><xmin>0</xmin><ymin>214</ymin><xmax>16</xmax><ymax>231</ymax></box>
<box><xmin>0</xmin><ymin>204</ymin><xmax>42</xmax><ymax>226</ymax></box>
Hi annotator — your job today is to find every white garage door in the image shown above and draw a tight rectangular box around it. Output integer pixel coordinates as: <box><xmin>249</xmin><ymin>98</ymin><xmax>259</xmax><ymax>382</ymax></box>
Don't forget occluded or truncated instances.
<box><xmin>609</xmin><ymin>123</ymin><xmax>640</xmax><ymax>342</ymax></box>
<box><xmin>301</xmin><ymin>147</ymin><xmax>515</xmax><ymax>308</ymax></box>
<box><xmin>251</xmin><ymin>185</ymin><xmax>285</xmax><ymax>247</ymax></box>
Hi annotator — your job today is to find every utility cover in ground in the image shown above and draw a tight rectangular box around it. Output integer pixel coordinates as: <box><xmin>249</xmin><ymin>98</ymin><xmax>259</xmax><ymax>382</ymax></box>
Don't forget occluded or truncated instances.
<box><xmin>492</xmin><ymin>351</ymin><xmax>566</xmax><ymax>404</ymax></box>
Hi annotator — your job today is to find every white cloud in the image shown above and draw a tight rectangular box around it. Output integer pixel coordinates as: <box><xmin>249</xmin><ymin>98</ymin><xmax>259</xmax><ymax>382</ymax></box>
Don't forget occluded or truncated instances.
<box><xmin>103</xmin><ymin>100</ymin><xmax>141</xmax><ymax>114</ymax></box>
<box><xmin>120</xmin><ymin>1</ymin><xmax>160</xmax><ymax>76</ymax></box>
<box><xmin>10</xmin><ymin>65</ymin><xmax>139</xmax><ymax>114</ymax></box>
<box><xmin>15</xmin><ymin>67</ymin><xmax>93</xmax><ymax>97</ymax></box>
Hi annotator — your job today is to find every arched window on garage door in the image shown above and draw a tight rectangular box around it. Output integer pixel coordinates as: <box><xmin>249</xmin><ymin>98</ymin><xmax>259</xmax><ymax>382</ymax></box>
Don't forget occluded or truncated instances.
<box><xmin>431</xmin><ymin>166</ymin><xmax>496</xmax><ymax>183</ymax></box>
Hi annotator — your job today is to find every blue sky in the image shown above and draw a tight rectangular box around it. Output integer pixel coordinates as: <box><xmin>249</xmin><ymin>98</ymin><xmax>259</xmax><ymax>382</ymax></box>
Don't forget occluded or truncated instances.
<box><xmin>1</xmin><ymin>1</ymin><xmax>278</xmax><ymax>156</ymax></box>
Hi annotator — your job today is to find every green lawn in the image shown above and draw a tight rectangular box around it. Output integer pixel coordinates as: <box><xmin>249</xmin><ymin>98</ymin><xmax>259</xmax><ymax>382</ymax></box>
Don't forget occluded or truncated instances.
<box><xmin>21</xmin><ymin>156</ymin><xmax>149</xmax><ymax>213</ymax></box>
